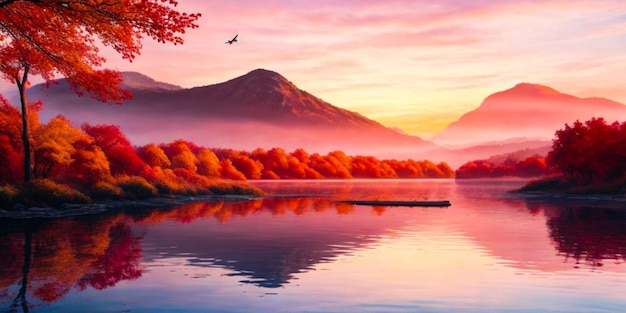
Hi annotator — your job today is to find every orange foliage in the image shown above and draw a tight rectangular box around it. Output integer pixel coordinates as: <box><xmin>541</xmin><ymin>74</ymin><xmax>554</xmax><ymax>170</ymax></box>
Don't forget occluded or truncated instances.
<box><xmin>196</xmin><ymin>148</ymin><xmax>222</xmax><ymax>177</ymax></box>
<box><xmin>220</xmin><ymin>159</ymin><xmax>247</xmax><ymax>181</ymax></box>
<box><xmin>0</xmin><ymin>98</ymin><xmax>454</xmax><ymax>206</ymax></box>
<box><xmin>230</xmin><ymin>154</ymin><xmax>263</xmax><ymax>179</ymax></box>
<box><xmin>137</xmin><ymin>143</ymin><xmax>171</xmax><ymax>169</ymax></box>
<box><xmin>32</xmin><ymin>115</ymin><xmax>87</xmax><ymax>179</ymax></box>
<box><xmin>215</xmin><ymin>148</ymin><xmax>454</xmax><ymax>180</ymax></box>
<box><xmin>161</xmin><ymin>140</ymin><xmax>198</xmax><ymax>172</ymax></box>
<box><xmin>60</xmin><ymin>137</ymin><xmax>112</xmax><ymax>186</ymax></box>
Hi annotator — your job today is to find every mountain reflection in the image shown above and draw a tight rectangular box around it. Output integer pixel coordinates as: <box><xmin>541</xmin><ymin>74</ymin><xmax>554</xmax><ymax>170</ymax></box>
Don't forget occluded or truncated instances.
<box><xmin>135</xmin><ymin>198</ymin><xmax>398</xmax><ymax>289</ymax></box>
<box><xmin>524</xmin><ymin>201</ymin><xmax>626</xmax><ymax>268</ymax></box>
<box><xmin>4</xmin><ymin>194</ymin><xmax>625</xmax><ymax>310</ymax></box>
<box><xmin>0</xmin><ymin>197</ymin><xmax>397</xmax><ymax>308</ymax></box>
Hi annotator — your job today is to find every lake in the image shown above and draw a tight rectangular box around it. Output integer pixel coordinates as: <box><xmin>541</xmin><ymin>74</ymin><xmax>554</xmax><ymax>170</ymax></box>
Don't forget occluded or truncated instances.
<box><xmin>1</xmin><ymin>179</ymin><xmax>626</xmax><ymax>312</ymax></box>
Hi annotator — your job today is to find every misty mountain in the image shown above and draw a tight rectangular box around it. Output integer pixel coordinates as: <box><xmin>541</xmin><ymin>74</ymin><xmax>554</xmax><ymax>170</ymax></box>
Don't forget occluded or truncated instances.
<box><xmin>120</xmin><ymin>72</ymin><xmax>183</xmax><ymax>92</ymax></box>
<box><xmin>28</xmin><ymin>69</ymin><xmax>442</xmax><ymax>160</ymax></box>
<box><xmin>431</xmin><ymin>83</ymin><xmax>626</xmax><ymax>147</ymax></box>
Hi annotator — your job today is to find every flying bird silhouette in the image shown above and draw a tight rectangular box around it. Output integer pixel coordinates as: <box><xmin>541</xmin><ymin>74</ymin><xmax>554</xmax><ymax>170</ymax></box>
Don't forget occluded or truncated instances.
<box><xmin>225</xmin><ymin>34</ymin><xmax>238</xmax><ymax>44</ymax></box>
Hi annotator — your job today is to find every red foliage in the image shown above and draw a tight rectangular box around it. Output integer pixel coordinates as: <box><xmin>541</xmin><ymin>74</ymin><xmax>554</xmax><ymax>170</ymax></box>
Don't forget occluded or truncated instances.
<box><xmin>456</xmin><ymin>156</ymin><xmax>553</xmax><ymax>179</ymax></box>
<box><xmin>547</xmin><ymin>117</ymin><xmax>626</xmax><ymax>184</ymax></box>
<box><xmin>82</xmin><ymin>124</ymin><xmax>146</xmax><ymax>176</ymax></box>
<box><xmin>220</xmin><ymin>159</ymin><xmax>246</xmax><ymax>181</ymax></box>
<box><xmin>75</xmin><ymin>223</ymin><xmax>142</xmax><ymax>290</ymax></box>
<box><xmin>0</xmin><ymin>134</ymin><xmax>22</xmax><ymax>184</ymax></box>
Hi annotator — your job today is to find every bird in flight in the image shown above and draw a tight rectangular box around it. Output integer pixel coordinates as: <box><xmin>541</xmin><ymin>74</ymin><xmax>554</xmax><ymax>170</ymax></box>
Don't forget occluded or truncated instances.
<box><xmin>225</xmin><ymin>34</ymin><xmax>238</xmax><ymax>44</ymax></box>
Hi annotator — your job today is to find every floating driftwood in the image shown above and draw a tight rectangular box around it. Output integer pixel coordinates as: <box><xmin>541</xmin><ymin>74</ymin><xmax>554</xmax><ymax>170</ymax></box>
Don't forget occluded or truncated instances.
<box><xmin>340</xmin><ymin>200</ymin><xmax>451</xmax><ymax>207</ymax></box>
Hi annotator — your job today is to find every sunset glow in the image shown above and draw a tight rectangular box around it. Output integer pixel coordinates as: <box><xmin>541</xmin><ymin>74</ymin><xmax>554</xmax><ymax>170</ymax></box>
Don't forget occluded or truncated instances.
<box><xmin>1</xmin><ymin>1</ymin><xmax>624</xmax><ymax>140</ymax></box>
<box><xmin>75</xmin><ymin>0</ymin><xmax>626</xmax><ymax>139</ymax></box>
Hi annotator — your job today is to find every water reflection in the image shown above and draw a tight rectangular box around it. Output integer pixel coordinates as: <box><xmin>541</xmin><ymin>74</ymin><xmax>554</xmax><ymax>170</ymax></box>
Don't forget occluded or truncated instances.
<box><xmin>532</xmin><ymin>203</ymin><xmax>626</xmax><ymax>268</ymax></box>
<box><xmin>0</xmin><ymin>214</ymin><xmax>142</xmax><ymax>312</ymax></box>
<box><xmin>135</xmin><ymin>198</ymin><xmax>414</xmax><ymax>289</ymax></box>
<box><xmin>0</xmin><ymin>180</ymin><xmax>625</xmax><ymax>312</ymax></box>
<box><xmin>0</xmin><ymin>197</ymin><xmax>417</xmax><ymax>310</ymax></box>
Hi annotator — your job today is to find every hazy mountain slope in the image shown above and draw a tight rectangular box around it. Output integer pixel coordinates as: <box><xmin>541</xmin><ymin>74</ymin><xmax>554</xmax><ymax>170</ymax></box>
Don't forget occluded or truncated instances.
<box><xmin>28</xmin><ymin>69</ymin><xmax>443</xmax><ymax>160</ymax></box>
<box><xmin>431</xmin><ymin>83</ymin><xmax>626</xmax><ymax>147</ymax></box>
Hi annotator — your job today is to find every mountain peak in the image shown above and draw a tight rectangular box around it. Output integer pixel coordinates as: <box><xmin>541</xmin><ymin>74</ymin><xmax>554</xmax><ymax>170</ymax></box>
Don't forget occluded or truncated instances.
<box><xmin>431</xmin><ymin>82</ymin><xmax>626</xmax><ymax>147</ymax></box>
<box><xmin>121</xmin><ymin>71</ymin><xmax>182</xmax><ymax>92</ymax></box>
<box><xmin>246</xmin><ymin>68</ymin><xmax>285</xmax><ymax>79</ymax></box>
<box><xmin>507</xmin><ymin>82</ymin><xmax>562</xmax><ymax>97</ymax></box>
<box><xmin>235</xmin><ymin>68</ymin><xmax>292</xmax><ymax>89</ymax></box>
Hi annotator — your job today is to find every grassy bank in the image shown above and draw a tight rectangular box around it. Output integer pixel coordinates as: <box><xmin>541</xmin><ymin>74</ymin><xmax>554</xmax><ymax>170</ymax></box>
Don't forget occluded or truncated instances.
<box><xmin>518</xmin><ymin>176</ymin><xmax>626</xmax><ymax>195</ymax></box>
<box><xmin>0</xmin><ymin>178</ymin><xmax>265</xmax><ymax>210</ymax></box>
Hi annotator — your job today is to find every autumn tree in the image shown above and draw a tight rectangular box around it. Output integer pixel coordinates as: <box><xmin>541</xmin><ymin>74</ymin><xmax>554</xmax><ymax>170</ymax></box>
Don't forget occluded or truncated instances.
<box><xmin>31</xmin><ymin>115</ymin><xmax>86</xmax><ymax>179</ymax></box>
<box><xmin>0</xmin><ymin>95</ymin><xmax>27</xmax><ymax>183</ymax></box>
<box><xmin>136</xmin><ymin>143</ymin><xmax>171</xmax><ymax>169</ymax></box>
<box><xmin>0</xmin><ymin>0</ymin><xmax>200</xmax><ymax>182</ymax></box>
<box><xmin>547</xmin><ymin>117</ymin><xmax>626</xmax><ymax>184</ymax></box>
<box><xmin>231</xmin><ymin>154</ymin><xmax>264</xmax><ymax>179</ymax></box>
<box><xmin>83</xmin><ymin>124</ymin><xmax>146</xmax><ymax>176</ymax></box>
<box><xmin>220</xmin><ymin>159</ymin><xmax>246</xmax><ymax>181</ymax></box>
<box><xmin>161</xmin><ymin>140</ymin><xmax>198</xmax><ymax>173</ymax></box>
<box><xmin>61</xmin><ymin>136</ymin><xmax>112</xmax><ymax>186</ymax></box>
<box><xmin>195</xmin><ymin>148</ymin><xmax>222</xmax><ymax>177</ymax></box>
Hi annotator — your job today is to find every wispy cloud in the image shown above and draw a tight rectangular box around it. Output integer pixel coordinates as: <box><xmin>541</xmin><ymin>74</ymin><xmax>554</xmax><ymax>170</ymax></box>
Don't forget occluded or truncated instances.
<box><xmin>5</xmin><ymin>0</ymin><xmax>626</xmax><ymax>139</ymax></box>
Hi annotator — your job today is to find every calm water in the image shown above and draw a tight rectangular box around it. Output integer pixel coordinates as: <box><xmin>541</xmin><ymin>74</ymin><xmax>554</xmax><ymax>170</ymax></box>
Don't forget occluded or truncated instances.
<box><xmin>1</xmin><ymin>179</ymin><xmax>626</xmax><ymax>313</ymax></box>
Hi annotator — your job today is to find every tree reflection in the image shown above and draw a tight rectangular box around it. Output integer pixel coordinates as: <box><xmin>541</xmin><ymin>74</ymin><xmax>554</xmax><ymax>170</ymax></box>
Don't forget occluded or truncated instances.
<box><xmin>546</xmin><ymin>207</ymin><xmax>626</xmax><ymax>267</ymax></box>
<box><xmin>1</xmin><ymin>196</ymin><xmax>399</xmax><ymax>308</ymax></box>
<box><xmin>1</xmin><ymin>214</ymin><xmax>142</xmax><ymax>311</ymax></box>
<box><xmin>527</xmin><ymin>202</ymin><xmax>626</xmax><ymax>268</ymax></box>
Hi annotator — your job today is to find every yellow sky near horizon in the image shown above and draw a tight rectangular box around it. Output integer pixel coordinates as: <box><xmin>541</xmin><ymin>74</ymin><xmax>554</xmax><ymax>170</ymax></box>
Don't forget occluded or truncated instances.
<box><xmin>4</xmin><ymin>0</ymin><xmax>626</xmax><ymax>140</ymax></box>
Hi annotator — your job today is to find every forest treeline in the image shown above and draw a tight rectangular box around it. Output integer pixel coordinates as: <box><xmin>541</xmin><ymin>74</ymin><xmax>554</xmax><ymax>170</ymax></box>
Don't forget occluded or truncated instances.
<box><xmin>456</xmin><ymin>154</ymin><xmax>555</xmax><ymax>178</ymax></box>
<box><xmin>0</xmin><ymin>99</ymin><xmax>453</xmax><ymax>208</ymax></box>
<box><xmin>457</xmin><ymin>117</ymin><xmax>626</xmax><ymax>191</ymax></box>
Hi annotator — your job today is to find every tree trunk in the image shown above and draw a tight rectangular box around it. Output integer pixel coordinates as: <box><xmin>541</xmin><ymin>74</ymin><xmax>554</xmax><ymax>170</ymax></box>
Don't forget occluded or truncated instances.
<box><xmin>16</xmin><ymin>64</ymin><xmax>31</xmax><ymax>183</ymax></box>
<box><xmin>11</xmin><ymin>224</ymin><xmax>32</xmax><ymax>313</ymax></box>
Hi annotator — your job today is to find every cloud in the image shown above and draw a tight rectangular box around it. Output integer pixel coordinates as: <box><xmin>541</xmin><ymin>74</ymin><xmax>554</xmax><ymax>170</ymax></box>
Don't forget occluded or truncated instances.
<box><xmin>11</xmin><ymin>0</ymin><xmax>626</xmax><ymax>141</ymax></box>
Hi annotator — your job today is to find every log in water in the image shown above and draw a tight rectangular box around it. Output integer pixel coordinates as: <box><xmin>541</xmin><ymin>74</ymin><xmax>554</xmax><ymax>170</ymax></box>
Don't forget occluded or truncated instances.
<box><xmin>339</xmin><ymin>200</ymin><xmax>451</xmax><ymax>207</ymax></box>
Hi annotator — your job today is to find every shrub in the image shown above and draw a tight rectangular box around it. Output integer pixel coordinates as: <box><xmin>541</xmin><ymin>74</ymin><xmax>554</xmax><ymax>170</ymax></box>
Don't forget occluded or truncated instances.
<box><xmin>117</xmin><ymin>176</ymin><xmax>158</xmax><ymax>199</ymax></box>
<box><xmin>0</xmin><ymin>185</ymin><xmax>18</xmax><ymax>209</ymax></box>
<box><xmin>519</xmin><ymin>176</ymin><xmax>570</xmax><ymax>192</ymax></box>
<box><xmin>19</xmin><ymin>179</ymin><xmax>91</xmax><ymax>207</ymax></box>
<box><xmin>87</xmin><ymin>181</ymin><xmax>124</xmax><ymax>201</ymax></box>
<box><xmin>206</xmin><ymin>179</ymin><xmax>264</xmax><ymax>196</ymax></box>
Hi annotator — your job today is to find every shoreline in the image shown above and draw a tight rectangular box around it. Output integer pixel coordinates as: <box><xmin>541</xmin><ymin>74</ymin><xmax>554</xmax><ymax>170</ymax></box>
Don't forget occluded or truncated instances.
<box><xmin>511</xmin><ymin>189</ymin><xmax>626</xmax><ymax>210</ymax></box>
<box><xmin>0</xmin><ymin>194</ymin><xmax>261</xmax><ymax>220</ymax></box>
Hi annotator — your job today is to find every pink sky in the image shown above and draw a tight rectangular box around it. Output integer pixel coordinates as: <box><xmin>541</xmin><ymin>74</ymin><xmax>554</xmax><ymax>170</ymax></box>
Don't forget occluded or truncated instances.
<box><xmin>7</xmin><ymin>0</ymin><xmax>626</xmax><ymax>139</ymax></box>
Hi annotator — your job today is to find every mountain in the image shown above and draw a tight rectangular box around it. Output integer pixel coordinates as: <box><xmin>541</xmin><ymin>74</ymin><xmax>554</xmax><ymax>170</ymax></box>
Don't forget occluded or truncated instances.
<box><xmin>28</xmin><ymin>69</ymin><xmax>442</xmax><ymax>160</ymax></box>
<box><xmin>431</xmin><ymin>83</ymin><xmax>626</xmax><ymax>147</ymax></box>
<box><xmin>120</xmin><ymin>72</ymin><xmax>183</xmax><ymax>92</ymax></box>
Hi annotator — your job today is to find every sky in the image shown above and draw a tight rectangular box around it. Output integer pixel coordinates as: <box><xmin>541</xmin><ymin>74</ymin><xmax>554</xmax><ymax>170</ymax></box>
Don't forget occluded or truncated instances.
<box><xmin>6</xmin><ymin>0</ymin><xmax>626</xmax><ymax>139</ymax></box>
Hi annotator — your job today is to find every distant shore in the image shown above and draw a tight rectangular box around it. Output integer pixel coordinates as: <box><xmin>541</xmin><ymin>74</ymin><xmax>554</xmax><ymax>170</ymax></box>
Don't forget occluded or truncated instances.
<box><xmin>512</xmin><ymin>176</ymin><xmax>626</xmax><ymax>209</ymax></box>
<box><xmin>517</xmin><ymin>176</ymin><xmax>626</xmax><ymax>194</ymax></box>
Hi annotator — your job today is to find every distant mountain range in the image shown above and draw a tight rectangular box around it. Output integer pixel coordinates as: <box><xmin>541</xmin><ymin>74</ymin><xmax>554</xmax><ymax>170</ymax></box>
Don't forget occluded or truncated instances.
<box><xmin>24</xmin><ymin>69</ymin><xmax>626</xmax><ymax>167</ymax></box>
<box><xmin>29</xmin><ymin>69</ymin><xmax>440</xmax><ymax>161</ymax></box>
<box><xmin>431</xmin><ymin>83</ymin><xmax>626</xmax><ymax>147</ymax></box>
